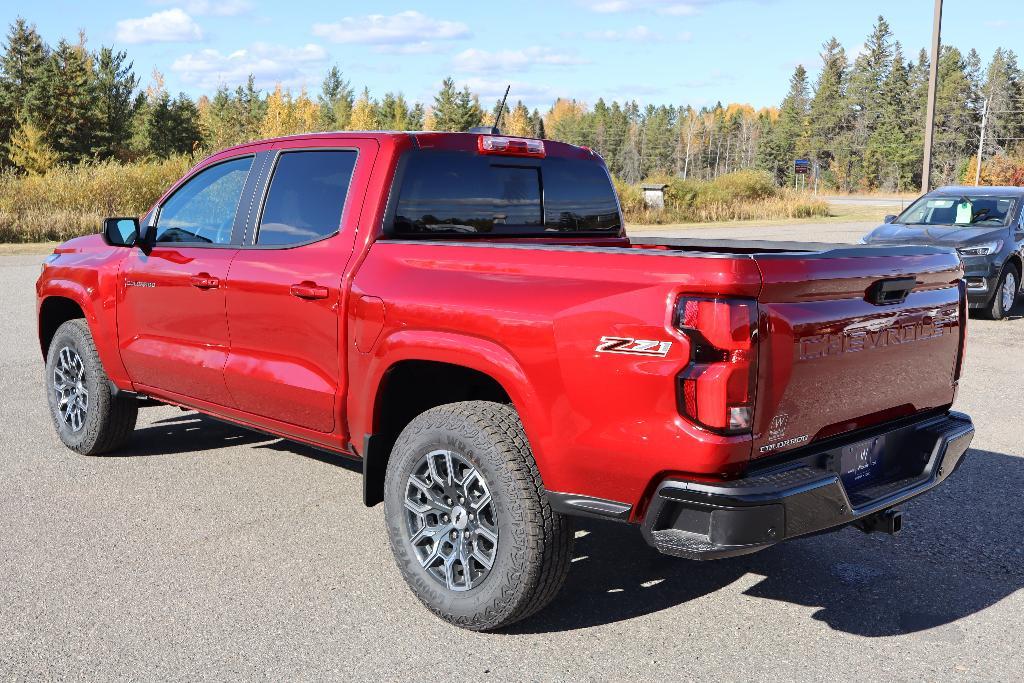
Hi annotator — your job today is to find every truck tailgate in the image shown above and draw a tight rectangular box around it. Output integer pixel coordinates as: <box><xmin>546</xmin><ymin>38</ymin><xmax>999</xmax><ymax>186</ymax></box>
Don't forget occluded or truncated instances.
<box><xmin>752</xmin><ymin>249</ymin><xmax>964</xmax><ymax>458</ymax></box>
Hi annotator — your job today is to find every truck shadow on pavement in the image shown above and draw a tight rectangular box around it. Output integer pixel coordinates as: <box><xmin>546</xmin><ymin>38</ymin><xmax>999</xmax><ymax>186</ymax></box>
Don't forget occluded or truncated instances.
<box><xmin>121</xmin><ymin>413</ymin><xmax>360</xmax><ymax>474</ymax></box>
<box><xmin>511</xmin><ymin>448</ymin><xmax>1024</xmax><ymax>636</ymax></box>
<box><xmin>121</xmin><ymin>417</ymin><xmax>1022</xmax><ymax>638</ymax></box>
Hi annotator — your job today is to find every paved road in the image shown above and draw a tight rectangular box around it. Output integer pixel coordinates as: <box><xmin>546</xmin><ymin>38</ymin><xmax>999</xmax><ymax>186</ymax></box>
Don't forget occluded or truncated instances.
<box><xmin>2</xmin><ymin>234</ymin><xmax>1023</xmax><ymax>680</ymax></box>
<box><xmin>821</xmin><ymin>195</ymin><xmax>912</xmax><ymax>209</ymax></box>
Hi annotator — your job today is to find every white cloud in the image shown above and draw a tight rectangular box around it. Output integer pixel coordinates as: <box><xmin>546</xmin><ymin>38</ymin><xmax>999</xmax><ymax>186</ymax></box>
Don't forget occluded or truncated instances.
<box><xmin>151</xmin><ymin>0</ymin><xmax>252</xmax><ymax>16</ymax></box>
<box><xmin>579</xmin><ymin>0</ymin><xmax>709</xmax><ymax>14</ymax></box>
<box><xmin>583</xmin><ymin>25</ymin><xmax>663</xmax><ymax>41</ymax></box>
<box><xmin>116</xmin><ymin>9</ymin><xmax>204</xmax><ymax>44</ymax></box>
<box><xmin>312</xmin><ymin>11</ymin><xmax>470</xmax><ymax>50</ymax></box>
<box><xmin>453</xmin><ymin>47</ymin><xmax>587</xmax><ymax>74</ymax></box>
<box><xmin>171</xmin><ymin>42</ymin><xmax>328</xmax><ymax>90</ymax></box>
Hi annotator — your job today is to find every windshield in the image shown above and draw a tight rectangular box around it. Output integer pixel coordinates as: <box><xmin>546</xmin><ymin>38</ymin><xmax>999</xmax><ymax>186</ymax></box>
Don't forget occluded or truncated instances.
<box><xmin>896</xmin><ymin>195</ymin><xmax>1017</xmax><ymax>227</ymax></box>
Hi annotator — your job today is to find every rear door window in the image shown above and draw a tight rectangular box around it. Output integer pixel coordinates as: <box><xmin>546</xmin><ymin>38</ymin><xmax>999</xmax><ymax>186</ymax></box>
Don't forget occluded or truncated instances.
<box><xmin>257</xmin><ymin>150</ymin><xmax>358</xmax><ymax>246</ymax></box>
<box><xmin>391</xmin><ymin>151</ymin><xmax>620</xmax><ymax>236</ymax></box>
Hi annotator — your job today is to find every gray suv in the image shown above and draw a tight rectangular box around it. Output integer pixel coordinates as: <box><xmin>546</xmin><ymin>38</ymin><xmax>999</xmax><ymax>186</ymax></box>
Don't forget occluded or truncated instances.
<box><xmin>863</xmin><ymin>186</ymin><xmax>1024</xmax><ymax>319</ymax></box>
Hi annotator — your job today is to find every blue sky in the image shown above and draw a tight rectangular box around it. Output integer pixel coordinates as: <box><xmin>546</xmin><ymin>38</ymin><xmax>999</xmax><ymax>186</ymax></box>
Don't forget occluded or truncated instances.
<box><xmin>9</xmin><ymin>1</ymin><xmax>1019</xmax><ymax>110</ymax></box>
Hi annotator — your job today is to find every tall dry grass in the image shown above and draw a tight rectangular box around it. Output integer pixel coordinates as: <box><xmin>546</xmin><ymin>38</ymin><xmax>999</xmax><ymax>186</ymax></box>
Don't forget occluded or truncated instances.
<box><xmin>619</xmin><ymin>169</ymin><xmax>831</xmax><ymax>225</ymax></box>
<box><xmin>0</xmin><ymin>156</ymin><xmax>192</xmax><ymax>242</ymax></box>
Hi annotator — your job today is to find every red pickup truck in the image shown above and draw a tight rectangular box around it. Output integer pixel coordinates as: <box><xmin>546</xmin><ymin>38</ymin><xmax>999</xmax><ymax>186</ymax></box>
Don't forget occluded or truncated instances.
<box><xmin>36</xmin><ymin>131</ymin><xmax>974</xmax><ymax>630</ymax></box>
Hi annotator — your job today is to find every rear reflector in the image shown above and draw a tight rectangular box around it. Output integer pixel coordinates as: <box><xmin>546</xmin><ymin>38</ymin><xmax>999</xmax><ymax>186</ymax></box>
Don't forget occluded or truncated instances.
<box><xmin>675</xmin><ymin>297</ymin><xmax>758</xmax><ymax>435</ymax></box>
<box><xmin>478</xmin><ymin>135</ymin><xmax>545</xmax><ymax>158</ymax></box>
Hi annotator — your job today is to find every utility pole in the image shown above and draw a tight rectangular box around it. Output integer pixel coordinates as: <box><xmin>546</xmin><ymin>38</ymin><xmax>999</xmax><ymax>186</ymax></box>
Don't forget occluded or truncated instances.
<box><xmin>921</xmin><ymin>0</ymin><xmax>943</xmax><ymax>192</ymax></box>
<box><xmin>974</xmin><ymin>97</ymin><xmax>988</xmax><ymax>186</ymax></box>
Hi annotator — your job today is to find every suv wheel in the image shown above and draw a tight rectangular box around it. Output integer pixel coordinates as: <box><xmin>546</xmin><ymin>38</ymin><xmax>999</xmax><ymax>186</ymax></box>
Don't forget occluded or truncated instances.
<box><xmin>987</xmin><ymin>265</ymin><xmax>1019</xmax><ymax>320</ymax></box>
<box><xmin>383</xmin><ymin>401</ymin><xmax>573</xmax><ymax>631</ymax></box>
<box><xmin>45</xmin><ymin>319</ymin><xmax>138</xmax><ymax>455</ymax></box>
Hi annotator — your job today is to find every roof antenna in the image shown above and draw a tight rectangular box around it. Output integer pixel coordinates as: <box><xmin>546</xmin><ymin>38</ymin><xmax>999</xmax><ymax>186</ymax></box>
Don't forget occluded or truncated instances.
<box><xmin>493</xmin><ymin>84</ymin><xmax>511</xmax><ymax>133</ymax></box>
<box><xmin>468</xmin><ymin>85</ymin><xmax>511</xmax><ymax>135</ymax></box>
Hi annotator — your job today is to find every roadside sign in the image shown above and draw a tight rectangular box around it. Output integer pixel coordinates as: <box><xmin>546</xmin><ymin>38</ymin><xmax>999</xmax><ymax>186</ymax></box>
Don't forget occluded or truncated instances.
<box><xmin>794</xmin><ymin>158</ymin><xmax>810</xmax><ymax>175</ymax></box>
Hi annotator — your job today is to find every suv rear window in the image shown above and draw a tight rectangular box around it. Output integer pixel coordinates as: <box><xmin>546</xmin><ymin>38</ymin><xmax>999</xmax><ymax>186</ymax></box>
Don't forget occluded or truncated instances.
<box><xmin>390</xmin><ymin>150</ymin><xmax>621</xmax><ymax>237</ymax></box>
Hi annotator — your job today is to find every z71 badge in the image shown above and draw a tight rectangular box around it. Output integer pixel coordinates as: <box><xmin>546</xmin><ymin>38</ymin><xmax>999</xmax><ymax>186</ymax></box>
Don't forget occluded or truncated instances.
<box><xmin>596</xmin><ymin>336</ymin><xmax>673</xmax><ymax>357</ymax></box>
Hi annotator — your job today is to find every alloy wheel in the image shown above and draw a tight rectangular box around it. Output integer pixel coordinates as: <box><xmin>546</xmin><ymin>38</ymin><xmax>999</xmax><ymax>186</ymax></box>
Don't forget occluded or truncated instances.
<box><xmin>1002</xmin><ymin>272</ymin><xmax>1017</xmax><ymax>313</ymax></box>
<box><xmin>404</xmin><ymin>449</ymin><xmax>498</xmax><ymax>591</ymax></box>
<box><xmin>53</xmin><ymin>346</ymin><xmax>88</xmax><ymax>432</ymax></box>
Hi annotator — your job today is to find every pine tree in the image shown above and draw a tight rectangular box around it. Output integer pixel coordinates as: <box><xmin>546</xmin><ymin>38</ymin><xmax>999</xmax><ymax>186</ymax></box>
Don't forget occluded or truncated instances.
<box><xmin>167</xmin><ymin>94</ymin><xmax>201</xmax><ymax>156</ymax></box>
<box><xmin>808</xmin><ymin>38</ymin><xmax>849</xmax><ymax>177</ymax></box>
<box><xmin>0</xmin><ymin>18</ymin><xmax>48</xmax><ymax>164</ymax></box>
<box><xmin>453</xmin><ymin>86</ymin><xmax>483</xmax><ymax>131</ymax></box>
<box><xmin>759</xmin><ymin>65</ymin><xmax>810</xmax><ymax>184</ymax></box>
<box><xmin>431</xmin><ymin>78</ymin><xmax>460</xmax><ymax>131</ymax></box>
<box><xmin>932</xmin><ymin>46</ymin><xmax>979</xmax><ymax>184</ymax></box>
<box><xmin>865</xmin><ymin>43</ymin><xmax>917</xmax><ymax>190</ymax></box>
<box><xmin>981</xmin><ymin>49</ymin><xmax>1023</xmax><ymax>158</ymax></box>
<box><xmin>318</xmin><ymin>66</ymin><xmax>354</xmax><ymax>130</ymax></box>
<box><xmin>846</xmin><ymin>16</ymin><xmax>894</xmax><ymax>188</ymax></box>
<box><xmin>201</xmin><ymin>85</ymin><xmax>243</xmax><ymax>150</ymax></box>
<box><xmin>25</xmin><ymin>36</ymin><xmax>98</xmax><ymax>164</ymax></box>
<box><xmin>617</xmin><ymin>122</ymin><xmax>642</xmax><ymax>183</ymax></box>
<box><xmin>531</xmin><ymin>109</ymin><xmax>545</xmax><ymax>139</ymax></box>
<box><xmin>91</xmin><ymin>46</ymin><xmax>138</xmax><ymax>160</ymax></box>
<box><xmin>234</xmin><ymin>75</ymin><xmax>265</xmax><ymax>143</ymax></box>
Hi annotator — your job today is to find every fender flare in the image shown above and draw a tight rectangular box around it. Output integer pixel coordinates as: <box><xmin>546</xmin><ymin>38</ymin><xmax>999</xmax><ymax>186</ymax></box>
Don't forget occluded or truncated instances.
<box><xmin>355</xmin><ymin>330</ymin><xmax>554</xmax><ymax>505</ymax></box>
<box><xmin>37</xmin><ymin>280</ymin><xmax>132</xmax><ymax>389</ymax></box>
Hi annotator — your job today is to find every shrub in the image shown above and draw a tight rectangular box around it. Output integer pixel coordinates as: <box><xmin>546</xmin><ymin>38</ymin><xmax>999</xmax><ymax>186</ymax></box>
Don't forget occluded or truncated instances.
<box><xmin>619</xmin><ymin>170</ymin><xmax>828</xmax><ymax>225</ymax></box>
<box><xmin>0</xmin><ymin>156</ymin><xmax>192</xmax><ymax>242</ymax></box>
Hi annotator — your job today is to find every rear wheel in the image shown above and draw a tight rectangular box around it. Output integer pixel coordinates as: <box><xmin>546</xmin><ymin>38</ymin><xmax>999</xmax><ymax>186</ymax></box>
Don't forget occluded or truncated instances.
<box><xmin>45</xmin><ymin>319</ymin><xmax>138</xmax><ymax>455</ymax></box>
<box><xmin>986</xmin><ymin>265</ymin><xmax>1019</xmax><ymax>320</ymax></box>
<box><xmin>383</xmin><ymin>401</ymin><xmax>573</xmax><ymax>631</ymax></box>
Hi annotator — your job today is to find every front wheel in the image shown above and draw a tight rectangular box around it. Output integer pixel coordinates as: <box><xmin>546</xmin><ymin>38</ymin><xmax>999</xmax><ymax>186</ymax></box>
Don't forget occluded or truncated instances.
<box><xmin>986</xmin><ymin>265</ymin><xmax>1019</xmax><ymax>320</ymax></box>
<box><xmin>383</xmin><ymin>401</ymin><xmax>573</xmax><ymax>631</ymax></box>
<box><xmin>45</xmin><ymin>319</ymin><xmax>138</xmax><ymax>455</ymax></box>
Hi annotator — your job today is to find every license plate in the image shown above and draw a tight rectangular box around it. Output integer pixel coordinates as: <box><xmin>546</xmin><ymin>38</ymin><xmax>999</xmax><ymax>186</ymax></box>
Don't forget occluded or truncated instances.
<box><xmin>839</xmin><ymin>436</ymin><xmax>885</xmax><ymax>488</ymax></box>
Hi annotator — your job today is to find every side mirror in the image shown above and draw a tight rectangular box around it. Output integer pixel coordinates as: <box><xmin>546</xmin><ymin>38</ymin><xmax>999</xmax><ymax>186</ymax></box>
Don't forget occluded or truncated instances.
<box><xmin>103</xmin><ymin>217</ymin><xmax>140</xmax><ymax>247</ymax></box>
<box><xmin>883</xmin><ymin>214</ymin><xmax>897</xmax><ymax>224</ymax></box>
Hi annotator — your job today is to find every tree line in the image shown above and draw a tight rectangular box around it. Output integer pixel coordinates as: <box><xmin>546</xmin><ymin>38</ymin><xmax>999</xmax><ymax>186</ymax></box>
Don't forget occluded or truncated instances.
<box><xmin>1</xmin><ymin>15</ymin><xmax>1021</xmax><ymax>190</ymax></box>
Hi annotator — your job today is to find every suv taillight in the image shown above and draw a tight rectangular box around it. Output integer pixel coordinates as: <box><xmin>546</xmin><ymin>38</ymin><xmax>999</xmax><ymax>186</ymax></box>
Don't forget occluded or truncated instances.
<box><xmin>674</xmin><ymin>297</ymin><xmax>758</xmax><ymax>435</ymax></box>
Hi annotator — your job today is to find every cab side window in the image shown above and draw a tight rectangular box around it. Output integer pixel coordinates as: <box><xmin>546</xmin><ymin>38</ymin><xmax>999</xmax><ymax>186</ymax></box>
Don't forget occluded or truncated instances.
<box><xmin>155</xmin><ymin>156</ymin><xmax>254</xmax><ymax>245</ymax></box>
<box><xmin>256</xmin><ymin>150</ymin><xmax>358</xmax><ymax>246</ymax></box>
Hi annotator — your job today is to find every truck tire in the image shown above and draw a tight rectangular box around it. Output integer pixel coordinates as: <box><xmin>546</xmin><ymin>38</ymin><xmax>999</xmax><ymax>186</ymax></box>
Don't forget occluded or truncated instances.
<box><xmin>986</xmin><ymin>264</ymin><xmax>1019</xmax><ymax>320</ymax></box>
<box><xmin>45</xmin><ymin>319</ymin><xmax>138</xmax><ymax>455</ymax></box>
<box><xmin>383</xmin><ymin>401</ymin><xmax>573</xmax><ymax>631</ymax></box>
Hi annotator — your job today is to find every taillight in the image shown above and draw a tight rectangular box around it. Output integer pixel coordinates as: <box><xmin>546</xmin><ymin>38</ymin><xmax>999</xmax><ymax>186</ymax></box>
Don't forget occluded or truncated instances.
<box><xmin>674</xmin><ymin>297</ymin><xmax>758</xmax><ymax>435</ymax></box>
<box><xmin>477</xmin><ymin>135</ymin><xmax>545</xmax><ymax>158</ymax></box>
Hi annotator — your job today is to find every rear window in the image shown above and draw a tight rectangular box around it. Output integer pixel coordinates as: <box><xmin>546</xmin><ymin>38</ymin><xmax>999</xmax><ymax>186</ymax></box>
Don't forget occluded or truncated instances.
<box><xmin>390</xmin><ymin>150</ymin><xmax>621</xmax><ymax>237</ymax></box>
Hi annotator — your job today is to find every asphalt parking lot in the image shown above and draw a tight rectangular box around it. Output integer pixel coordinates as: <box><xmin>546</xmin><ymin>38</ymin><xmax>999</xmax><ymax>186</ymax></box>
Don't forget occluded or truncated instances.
<box><xmin>2</xmin><ymin>224</ymin><xmax>1023</xmax><ymax>679</ymax></box>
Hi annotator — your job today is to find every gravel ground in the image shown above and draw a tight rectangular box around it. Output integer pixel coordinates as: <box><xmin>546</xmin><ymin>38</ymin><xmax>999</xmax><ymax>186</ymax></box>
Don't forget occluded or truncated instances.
<box><xmin>2</xmin><ymin>227</ymin><xmax>1022</xmax><ymax>680</ymax></box>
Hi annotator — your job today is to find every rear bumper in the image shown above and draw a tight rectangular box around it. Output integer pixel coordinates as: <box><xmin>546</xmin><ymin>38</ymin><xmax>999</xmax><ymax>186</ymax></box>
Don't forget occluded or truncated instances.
<box><xmin>640</xmin><ymin>411</ymin><xmax>974</xmax><ymax>560</ymax></box>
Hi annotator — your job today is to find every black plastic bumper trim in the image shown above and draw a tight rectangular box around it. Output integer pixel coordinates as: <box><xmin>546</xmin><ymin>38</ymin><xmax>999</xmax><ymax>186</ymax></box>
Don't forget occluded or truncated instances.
<box><xmin>641</xmin><ymin>411</ymin><xmax>974</xmax><ymax>560</ymax></box>
<box><xmin>547</xmin><ymin>491</ymin><xmax>632</xmax><ymax>522</ymax></box>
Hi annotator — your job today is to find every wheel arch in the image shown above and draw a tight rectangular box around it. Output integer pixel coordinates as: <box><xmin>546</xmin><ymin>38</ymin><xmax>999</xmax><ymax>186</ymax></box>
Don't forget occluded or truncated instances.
<box><xmin>38</xmin><ymin>294</ymin><xmax>90</xmax><ymax>358</ymax></box>
<box><xmin>357</xmin><ymin>331</ymin><xmax>552</xmax><ymax>507</ymax></box>
<box><xmin>1004</xmin><ymin>253</ymin><xmax>1022</xmax><ymax>282</ymax></box>
<box><xmin>37</xmin><ymin>281</ymin><xmax>132</xmax><ymax>389</ymax></box>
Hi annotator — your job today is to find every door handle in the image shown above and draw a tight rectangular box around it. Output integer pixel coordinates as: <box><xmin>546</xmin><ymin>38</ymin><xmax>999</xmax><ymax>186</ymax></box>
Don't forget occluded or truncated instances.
<box><xmin>290</xmin><ymin>282</ymin><xmax>329</xmax><ymax>300</ymax></box>
<box><xmin>190</xmin><ymin>273</ymin><xmax>219</xmax><ymax>289</ymax></box>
